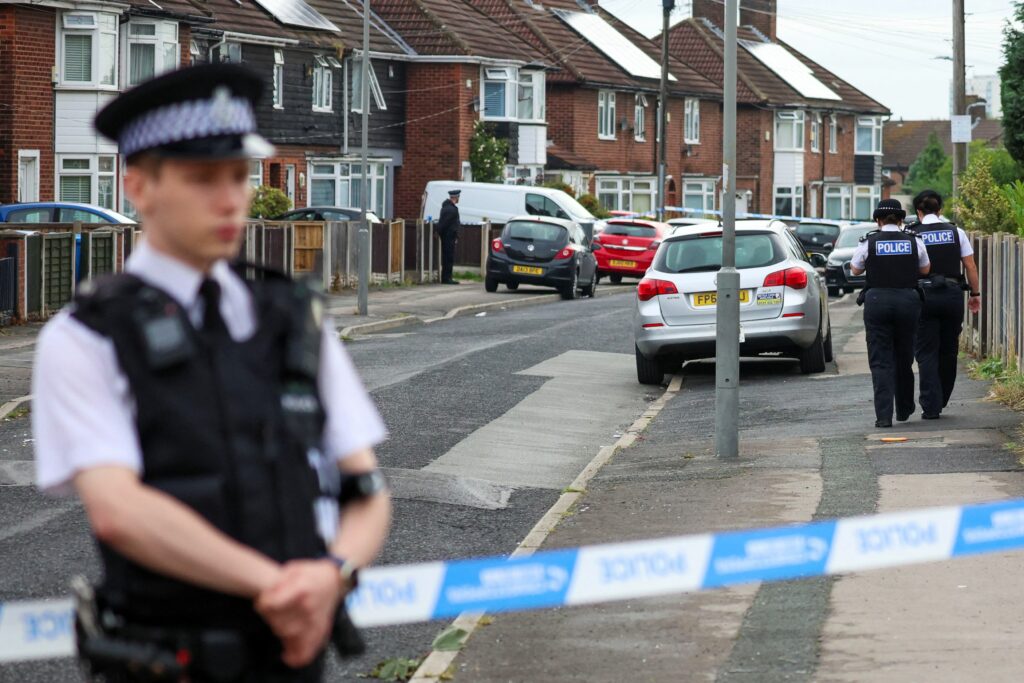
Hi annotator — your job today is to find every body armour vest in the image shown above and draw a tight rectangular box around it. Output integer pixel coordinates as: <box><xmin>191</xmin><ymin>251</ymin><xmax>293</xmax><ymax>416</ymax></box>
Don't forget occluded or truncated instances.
<box><xmin>71</xmin><ymin>271</ymin><xmax>327</xmax><ymax>629</ymax></box>
<box><xmin>865</xmin><ymin>231</ymin><xmax>920</xmax><ymax>289</ymax></box>
<box><xmin>916</xmin><ymin>222</ymin><xmax>962</xmax><ymax>279</ymax></box>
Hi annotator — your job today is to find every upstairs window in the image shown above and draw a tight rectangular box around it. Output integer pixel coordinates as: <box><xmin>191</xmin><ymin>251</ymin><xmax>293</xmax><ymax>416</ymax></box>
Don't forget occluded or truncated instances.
<box><xmin>273</xmin><ymin>50</ymin><xmax>284</xmax><ymax>108</ymax></box>
<box><xmin>598</xmin><ymin>90</ymin><xmax>616</xmax><ymax>140</ymax></box>
<box><xmin>829</xmin><ymin>115</ymin><xmax>838</xmax><ymax>154</ymax></box>
<box><xmin>634</xmin><ymin>94</ymin><xmax>647</xmax><ymax>142</ymax></box>
<box><xmin>483</xmin><ymin>67</ymin><xmax>513</xmax><ymax>119</ymax></box>
<box><xmin>774</xmin><ymin>110</ymin><xmax>805</xmax><ymax>151</ymax></box>
<box><xmin>312</xmin><ymin>55</ymin><xmax>333</xmax><ymax>112</ymax></box>
<box><xmin>684</xmin><ymin>98</ymin><xmax>700</xmax><ymax>144</ymax></box>
<box><xmin>810</xmin><ymin>113</ymin><xmax>821</xmax><ymax>152</ymax></box>
<box><xmin>60</xmin><ymin>12</ymin><xmax>118</xmax><ymax>88</ymax></box>
<box><xmin>350</xmin><ymin>58</ymin><xmax>386</xmax><ymax>113</ymax></box>
<box><xmin>856</xmin><ymin>116</ymin><xmax>883</xmax><ymax>154</ymax></box>
<box><xmin>517</xmin><ymin>71</ymin><xmax>545</xmax><ymax>121</ymax></box>
<box><xmin>126</xmin><ymin>21</ymin><xmax>179</xmax><ymax>87</ymax></box>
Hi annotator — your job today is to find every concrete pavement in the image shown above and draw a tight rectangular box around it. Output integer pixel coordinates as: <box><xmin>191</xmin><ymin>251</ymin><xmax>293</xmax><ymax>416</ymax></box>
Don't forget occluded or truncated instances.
<box><xmin>450</xmin><ymin>295</ymin><xmax>1024</xmax><ymax>682</ymax></box>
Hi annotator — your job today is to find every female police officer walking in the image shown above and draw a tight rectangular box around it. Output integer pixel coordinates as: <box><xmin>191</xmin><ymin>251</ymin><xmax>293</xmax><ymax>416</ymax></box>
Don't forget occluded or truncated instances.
<box><xmin>32</xmin><ymin>64</ymin><xmax>391</xmax><ymax>681</ymax></box>
<box><xmin>912</xmin><ymin>189</ymin><xmax>982</xmax><ymax>419</ymax></box>
<box><xmin>849</xmin><ymin>199</ymin><xmax>931</xmax><ymax>428</ymax></box>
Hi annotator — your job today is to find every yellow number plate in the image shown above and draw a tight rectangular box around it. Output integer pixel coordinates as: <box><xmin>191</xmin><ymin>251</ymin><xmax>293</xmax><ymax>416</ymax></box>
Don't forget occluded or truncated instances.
<box><xmin>609</xmin><ymin>259</ymin><xmax>637</xmax><ymax>268</ymax></box>
<box><xmin>692</xmin><ymin>290</ymin><xmax>751</xmax><ymax>307</ymax></box>
<box><xmin>512</xmin><ymin>265</ymin><xmax>544</xmax><ymax>275</ymax></box>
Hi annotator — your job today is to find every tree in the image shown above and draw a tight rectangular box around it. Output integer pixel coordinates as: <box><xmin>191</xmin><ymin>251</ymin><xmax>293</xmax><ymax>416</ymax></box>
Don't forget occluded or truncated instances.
<box><xmin>469</xmin><ymin>121</ymin><xmax>509</xmax><ymax>184</ymax></box>
<box><xmin>956</xmin><ymin>155</ymin><xmax>1016</xmax><ymax>234</ymax></box>
<box><xmin>1001</xmin><ymin>2</ymin><xmax>1024</xmax><ymax>163</ymax></box>
<box><xmin>904</xmin><ymin>132</ymin><xmax>951</xmax><ymax>197</ymax></box>
<box><xmin>966</xmin><ymin>141</ymin><xmax>1023</xmax><ymax>186</ymax></box>
<box><xmin>249</xmin><ymin>185</ymin><xmax>291</xmax><ymax>219</ymax></box>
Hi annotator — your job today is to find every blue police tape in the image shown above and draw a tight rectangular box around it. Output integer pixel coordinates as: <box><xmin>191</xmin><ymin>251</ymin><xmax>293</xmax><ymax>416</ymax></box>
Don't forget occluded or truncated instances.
<box><xmin>606</xmin><ymin>206</ymin><xmax>807</xmax><ymax>222</ymax></box>
<box><xmin>6</xmin><ymin>497</ymin><xmax>1024</xmax><ymax>661</ymax></box>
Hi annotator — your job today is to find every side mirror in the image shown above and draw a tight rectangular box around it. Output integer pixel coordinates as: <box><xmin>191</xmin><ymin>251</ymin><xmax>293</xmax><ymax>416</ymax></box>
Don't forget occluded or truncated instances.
<box><xmin>809</xmin><ymin>253</ymin><xmax>827</xmax><ymax>268</ymax></box>
<box><xmin>823</xmin><ymin>243</ymin><xmax>834</xmax><ymax>252</ymax></box>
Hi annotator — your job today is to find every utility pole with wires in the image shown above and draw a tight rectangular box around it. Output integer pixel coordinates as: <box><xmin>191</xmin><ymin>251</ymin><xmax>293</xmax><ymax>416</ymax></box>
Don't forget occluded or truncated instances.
<box><xmin>657</xmin><ymin>0</ymin><xmax>674</xmax><ymax>221</ymax></box>
<box><xmin>951</xmin><ymin>0</ymin><xmax>967</xmax><ymax>199</ymax></box>
<box><xmin>357</xmin><ymin>0</ymin><xmax>371</xmax><ymax>315</ymax></box>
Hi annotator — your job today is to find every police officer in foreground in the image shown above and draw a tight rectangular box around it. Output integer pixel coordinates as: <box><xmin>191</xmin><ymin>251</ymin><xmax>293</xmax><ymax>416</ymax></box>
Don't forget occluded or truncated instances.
<box><xmin>437</xmin><ymin>189</ymin><xmax>462</xmax><ymax>284</ymax></box>
<box><xmin>32</xmin><ymin>64</ymin><xmax>391</xmax><ymax>681</ymax></box>
<box><xmin>912</xmin><ymin>189</ymin><xmax>982</xmax><ymax>419</ymax></box>
<box><xmin>850</xmin><ymin>199</ymin><xmax>931</xmax><ymax>428</ymax></box>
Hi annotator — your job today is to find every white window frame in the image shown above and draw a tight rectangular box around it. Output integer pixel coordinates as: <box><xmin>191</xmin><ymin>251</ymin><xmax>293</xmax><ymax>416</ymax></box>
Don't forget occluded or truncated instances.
<box><xmin>824</xmin><ymin>185</ymin><xmax>851</xmax><ymax>220</ymax></box>
<box><xmin>596</xmin><ymin>176</ymin><xmax>656</xmax><ymax>213</ymax></box>
<box><xmin>308</xmin><ymin>160</ymin><xmax>388</xmax><ymax>218</ymax></box>
<box><xmin>598</xmin><ymin>90</ymin><xmax>617</xmax><ymax>140</ymax></box>
<box><xmin>774</xmin><ymin>110</ymin><xmax>805</xmax><ymax>151</ymax></box>
<box><xmin>17</xmin><ymin>150</ymin><xmax>40</xmax><ymax>203</ymax></box>
<box><xmin>273</xmin><ymin>49</ymin><xmax>285</xmax><ymax>109</ymax></box>
<box><xmin>124</xmin><ymin>20</ymin><xmax>179</xmax><ymax>88</ymax></box>
<box><xmin>517</xmin><ymin>70</ymin><xmax>545</xmax><ymax>122</ymax></box>
<box><xmin>481</xmin><ymin>67</ymin><xmax>516</xmax><ymax>120</ymax></box>
<box><xmin>313</xmin><ymin>55</ymin><xmax>333</xmax><ymax>112</ymax></box>
<box><xmin>189</xmin><ymin>40</ymin><xmax>200</xmax><ymax>63</ymax></box>
<box><xmin>634</xmin><ymin>94</ymin><xmax>647</xmax><ymax>142</ymax></box>
<box><xmin>773</xmin><ymin>185</ymin><xmax>804</xmax><ymax>218</ymax></box>
<box><xmin>682</xmin><ymin>178</ymin><xmax>716</xmax><ymax>213</ymax></box>
<box><xmin>854</xmin><ymin>185</ymin><xmax>881</xmax><ymax>220</ymax></box>
<box><xmin>810</xmin><ymin>112</ymin><xmax>821</xmax><ymax>153</ymax></box>
<box><xmin>829</xmin><ymin>115</ymin><xmax>838</xmax><ymax>154</ymax></box>
<box><xmin>249</xmin><ymin>160</ymin><xmax>263</xmax><ymax>188</ymax></box>
<box><xmin>684</xmin><ymin>98</ymin><xmax>700</xmax><ymax>144</ymax></box>
<box><xmin>350</xmin><ymin>58</ymin><xmax>386</xmax><ymax>114</ymax></box>
<box><xmin>855</xmin><ymin>116</ymin><xmax>883</xmax><ymax>155</ymax></box>
<box><xmin>59</xmin><ymin>11</ymin><xmax>119</xmax><ymax>89</ymax></box>
<box><xmin>57</xmin><ymin>154</ymin><xmax>117</xmax><ymax>209</ymax></box>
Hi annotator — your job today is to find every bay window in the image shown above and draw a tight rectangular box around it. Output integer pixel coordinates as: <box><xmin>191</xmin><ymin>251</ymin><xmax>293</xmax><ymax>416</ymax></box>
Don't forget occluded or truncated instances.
<box><xmin>517</xmin><ymin>71</ymin><xmax>544</xmax><ymax>121</ymax></box>
<box><xmin>824</xmin><ymin>185</ymin><xmax>851</xmax><ymax>220</ymax></box>
<box><xmin>126</xmin><ymin>21</ymin><xmax>178</xmax><ymax>87</ymax></box>
<box><xmin>597</xmin><ymin>176</ymin><xmax>655</xmax><ymax>214</ymax></box>
<box><xmin>60</xmin><ymin>12</ymin><xmax>118</xmax><ymax>88</ymax></box>
<box><xmin>774</xmin><ymin>110</ymin><xmax>805</xmax><ymax>151</ymax></box>
<box><xmin>58</xmin><ymin>155</ymin><xmax>116</xmax><ymax>209</ymax></box>
<box><xmin>773</xmin><ymin>185</ymin><xmax>804</xmax><ymax>218</ymax></box>
<box><xmin>684</xmin><ymin>98</ymin><xmax>700</xmax><ymax>144</ymax></box>
<box><xmin>598</xmin><ymin>90</ymin><xmax>616</xmax><ymax>140</ymax></box>
<box><xmin>483</xmin><ymin>68</ymin><xmax>512</xmax><ymax>119</ymax></box>
<box><xmin>309</xmin><ymin>161</ymin><xmax>388</xmax><ymax>218</ymax></box>
<box><xmin>854</xmin><ymin>185</ymin><xmax>880</xmax><ymax>220</ymax></box>
<box><xmin>683</xmin><ymin>179</ymin><xmax>716</xmax><ymax>213</ymax></box>
<box><xmin>856</xmin><ymin>116</ymin><xmax>883</xmax><ymax>154</ymax></box>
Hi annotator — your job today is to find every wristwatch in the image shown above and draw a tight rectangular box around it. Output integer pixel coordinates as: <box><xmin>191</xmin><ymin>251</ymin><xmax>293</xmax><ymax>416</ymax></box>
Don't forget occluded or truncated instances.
<box><xmin>326</xmin><ymin>554</ymin><xmax>360</xmax><ymax>591</ymax></box>
<box><xmin>970</xmin><ymin>291</ymin><xmax>981</xmax><ymax>297</ymax></box>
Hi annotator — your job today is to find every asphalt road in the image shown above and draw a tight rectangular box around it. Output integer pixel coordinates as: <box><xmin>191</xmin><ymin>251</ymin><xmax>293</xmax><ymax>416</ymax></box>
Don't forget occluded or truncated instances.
<box><xmin>0</xmin><ymin>285</ymin><xmax>658</xmax><ymax>682</ymax></box>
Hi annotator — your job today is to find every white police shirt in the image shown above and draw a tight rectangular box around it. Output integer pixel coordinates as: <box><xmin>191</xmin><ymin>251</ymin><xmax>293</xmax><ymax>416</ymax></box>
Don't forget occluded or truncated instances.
<box><xmin>850</xmin><ymin>226</ymin><xmax>930</xmax><ymax>272</ymax></box>
<box><xmin>920</xmin><ymin>213</ymin><xmax>974</xmax><ymax>257</ymax></box>
<box><xmin>32</xmin><ymin>240</ymin><xmax>387</xmax><ymax>495</ymax></box>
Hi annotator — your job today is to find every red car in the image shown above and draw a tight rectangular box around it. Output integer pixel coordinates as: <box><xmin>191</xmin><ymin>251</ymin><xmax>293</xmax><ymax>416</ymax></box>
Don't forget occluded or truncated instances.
<box><xmin>592</xmin><ymin>219</ymin><xmax>671</xmax><ymax>283</ymax></box>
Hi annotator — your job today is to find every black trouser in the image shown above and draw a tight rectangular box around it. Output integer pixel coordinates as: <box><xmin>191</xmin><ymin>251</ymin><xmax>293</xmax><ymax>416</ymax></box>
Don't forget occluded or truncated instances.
<box><xmin>863</xmin><ymin>288</ymin><xmax>921</xmax><ymax>422</ymax></box>
<box><xmin>915</xmin><ymin>285</ymin><xmax>964</xmax><ymax>415</ymax></box>
<box><xmin>441</xmin><ymin>233</ymin><xmax>457</xmax><ymax>282</ymax></box>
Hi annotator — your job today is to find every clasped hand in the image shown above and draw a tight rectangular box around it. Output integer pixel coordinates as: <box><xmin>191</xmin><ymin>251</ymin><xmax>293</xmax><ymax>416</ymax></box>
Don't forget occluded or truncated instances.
<box><xmin>255</xmin><ymin>560</ymin><xmax>344</xmax><ymax>668</ymax></box>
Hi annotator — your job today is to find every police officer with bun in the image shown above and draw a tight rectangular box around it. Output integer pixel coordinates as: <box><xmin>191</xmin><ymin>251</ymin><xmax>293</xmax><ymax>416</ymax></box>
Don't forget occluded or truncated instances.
<box><xmin>912</xmin><ymin>189</ymin><xmax>981</xmax><ymax>419</ymax></box>
<box><xmin>850</xmin><ymin>199</ymin><xmax>931</xmax><ymax>428</ymax></box>
<box><xmin>32</xmin><ymin>64</ymin><xmax>391</xmax><ymax>681</ymax></box>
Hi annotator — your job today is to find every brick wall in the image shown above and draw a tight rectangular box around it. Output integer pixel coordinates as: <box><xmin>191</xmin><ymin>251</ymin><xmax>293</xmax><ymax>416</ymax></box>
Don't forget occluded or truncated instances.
<box><xmin>393</xmin><ymin>63</ymin><xmax>477</xmax><ymax>219</ymax></box>
<box><xmin>179</xmin><ymin>24</ymin><xmax>192</xmax><ymax>66</ymax></box>
<box><xmin>0</xmin><ymin>7</ymin><xmax>56</xmax><ymax>205</ymax></box>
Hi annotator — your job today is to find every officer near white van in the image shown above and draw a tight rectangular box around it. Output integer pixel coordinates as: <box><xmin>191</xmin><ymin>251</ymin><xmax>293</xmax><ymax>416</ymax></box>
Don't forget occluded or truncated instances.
<box><xmin>850</xmin><ymin>199</ymin><xmax>930</xmax><ymax>428</ymax></box>
<box><xmin>912</xmin><ymin>189</ymin><xmax>981</xmax><ymax>419</ymax></box>
<box><xmin>437</xmin><ymin>189</ymin><xmax>462</xmax><ymax>284</ymax></box>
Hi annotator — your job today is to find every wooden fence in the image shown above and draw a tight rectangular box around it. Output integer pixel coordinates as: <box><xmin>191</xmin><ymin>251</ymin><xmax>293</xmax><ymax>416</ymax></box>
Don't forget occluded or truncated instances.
<box><xmin>963</xmin><ymin>232</ymin><xmax>1024</xmax><ymax>370</ymax></box>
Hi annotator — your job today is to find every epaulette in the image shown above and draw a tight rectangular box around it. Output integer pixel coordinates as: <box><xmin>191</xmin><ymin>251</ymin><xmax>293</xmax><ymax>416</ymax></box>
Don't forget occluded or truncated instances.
<box><xmin>902</xmin><ymin>228</ymin><xmax>919</xmax><ymax>237</ymax></box>
<box><xmin>859</xmin><ymin>229</ymin><xmax>880</xmax><ymax>243</ymax></box>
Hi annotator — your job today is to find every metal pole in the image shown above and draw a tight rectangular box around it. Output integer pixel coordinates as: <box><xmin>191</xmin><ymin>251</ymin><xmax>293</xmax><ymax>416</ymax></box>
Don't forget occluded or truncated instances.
<box><xmin>657</xmin><ymin>0</ymin><xmax>673</xmax><ymax>221</ymax></box>
<box><xmin>715</xmin><ymin>0</ymin><xmax>739</xmax><ymax>459</ymax></box>
<box><xmin>357</xmin><ymin>0</ymin><xmax>371</xmax><ymax>315</ymax></box>
<box><xmin>952</xmin><ymin>0</ymin><xmax>966</xmax><ymax>199</ymax></box>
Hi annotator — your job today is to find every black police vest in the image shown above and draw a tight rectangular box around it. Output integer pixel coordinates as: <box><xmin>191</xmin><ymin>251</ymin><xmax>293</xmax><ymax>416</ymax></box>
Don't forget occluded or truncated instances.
<box><xmin>71</xmin><ymin>271</ymin><xmax>326</xmax><ymax>628</ymax></box>
<box><xmin>864</xmin><ymin>231</ymin><xmax>919</xmax><ymax>288</ymax></box>
<box><xmin>916</xmin><ymin>221</ymin><xmax>962</xmax><ymax>279</ymax></box>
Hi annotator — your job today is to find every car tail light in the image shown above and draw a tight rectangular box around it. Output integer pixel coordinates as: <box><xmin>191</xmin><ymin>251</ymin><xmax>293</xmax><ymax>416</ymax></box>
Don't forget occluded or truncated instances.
<box><xmin>782</xmin><ymin>312</ymin><xmax>804</xmax><ymax>318</ymax></box>
<box><xmin>637</xmin><ymin>278</ymin><xmax>679</xmax><ymax>301</ymax></box>
<box><xmin>591</xmin><ymin>239</ymin><xmax>602</xmax><ymax>250</ymax></box>
<box><xmin>491</xmin><ymin>238</ymin><xmax>504</xmax><ymax>253</ymax></box>
<box><xmin>700</xmin><ymin>231</ymin><xmax>723</xmax><ymax>237</ymax></box>
<box><xmin>554</xmin><ymin>247</ymin><xmax>574</xmax><ymax>260</ymax></box>
<box><xmin>642</xmin><ymin>322</ymin><xmax>665</xmax><ymax>328</ymax></box>
<box><xmin>647</xmin><ymin>241</ymin><xmax>661</xmax><ymax>250</ymax></box>
<box><xmin>762</xmin><ymin>267</ymin><xmax>808</xmax><ymax>289</ymax></box>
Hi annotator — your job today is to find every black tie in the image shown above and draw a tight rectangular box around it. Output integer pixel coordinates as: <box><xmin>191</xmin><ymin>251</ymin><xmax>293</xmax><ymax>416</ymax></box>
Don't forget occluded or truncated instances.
<box><xmin>198</xmin><ymin>278</ymin><xmax>230</xmax><ymax>341</ymax></box>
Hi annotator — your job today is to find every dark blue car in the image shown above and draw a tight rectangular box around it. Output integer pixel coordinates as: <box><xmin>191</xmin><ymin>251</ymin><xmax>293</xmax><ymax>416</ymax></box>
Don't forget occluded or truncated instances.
<box><xmin>0</xmin><ymin>202</ymin><xmax>135</xmax><ymax>225</ymax></box>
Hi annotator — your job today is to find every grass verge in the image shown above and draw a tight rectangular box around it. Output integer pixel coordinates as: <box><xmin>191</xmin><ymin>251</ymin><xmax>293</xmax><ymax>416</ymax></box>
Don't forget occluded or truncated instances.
<box><xmin>969</xmin><ymin>357</ymin><xmax>1024</xmax><ymax>410</ymax></box>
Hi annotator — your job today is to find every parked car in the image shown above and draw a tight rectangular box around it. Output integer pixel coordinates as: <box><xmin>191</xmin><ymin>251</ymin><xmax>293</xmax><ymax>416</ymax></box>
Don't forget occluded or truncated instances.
<box><xmin>668</xmin><ymin>217</ymin><xmax>719</xmax><ymax>233</ymax></box>
<box><xmin>273</xmin><ymin>207</ymin><xmax>382</xmax><ymax>223</ymax></box>
<box><xmin>485</xmin><ymin>216</ymin><xmax>598</xmax><ymax>300</ymax></box>
<box><xmin>633</xmin><ymin>222</ymin><xmax>831</xmax><ymax>383</ymax></box>
<box><xmin>824</xmin><ymin>223</ymin><xmax>875</xmax><ymax>296</ymax></box>
<box><xmin>421</xmin><ymin>181</ymin><xmax>600</xmax><ymax>237</ymax></box>
<box><xmin>593</xmin><ymin>219</ymin><xmax>671</xmax><ymax>283</ymax></box>
<box><xmin>0</xmin><ymin>202</ymin><xmax>136</xmax><ymax>224</ymax></box>
<box><xmin>794</xmin><ymin>219</ymin><xmax>845</xmax><ymax>256</ymax></box>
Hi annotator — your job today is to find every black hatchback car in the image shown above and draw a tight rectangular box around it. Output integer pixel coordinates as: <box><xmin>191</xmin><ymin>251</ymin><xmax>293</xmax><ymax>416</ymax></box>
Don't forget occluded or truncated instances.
<box><xmin>485</xmin><ymin>216</ymin><xmax>598</xmax><ymax>300</ymax></box>
<box><xmin>794</xmin><ymin>219</ymin><xmax>844</xmax><ymax>256</ymax></box>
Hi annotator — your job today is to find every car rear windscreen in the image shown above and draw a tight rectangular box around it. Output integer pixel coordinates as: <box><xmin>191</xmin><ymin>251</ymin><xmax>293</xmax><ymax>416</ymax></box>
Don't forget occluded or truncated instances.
<box><xmin>656</xmin><ymin>233</ymin><xmax>785</xmax><ymax>273</ymax></box>
<box><xmin>795</xmin><ymin>224</ymin><xmax>840</xmax><ymax>241</ymax></box>
<box><xmin>835</xmin><ymin>227</ymin><xmax>873</xmax><ymax>248</ymax></box>
<box><xmin>505</xmin><ymin>221</ymin><xmax>568</xmax><ymax>244</ymax></box>
<box><xmin>602</xmin><ymin>223</ymin><xmax>658</xmax><ymax>238</ymax></box>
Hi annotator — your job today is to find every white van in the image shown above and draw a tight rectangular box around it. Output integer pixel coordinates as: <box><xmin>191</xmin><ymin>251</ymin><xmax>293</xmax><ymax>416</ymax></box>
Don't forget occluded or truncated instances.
<box><xmin>421</xmin><ymin>181</ymin><xmax>600</xmax><ymax>235</ymax></box>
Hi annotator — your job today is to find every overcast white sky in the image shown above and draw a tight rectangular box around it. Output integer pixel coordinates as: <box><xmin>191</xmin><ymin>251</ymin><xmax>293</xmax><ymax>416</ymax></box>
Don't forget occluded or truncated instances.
<box><xmin>600</xmin><ymin>0</ymin><xmax>1017</xmax><ymax>120</ymax></box>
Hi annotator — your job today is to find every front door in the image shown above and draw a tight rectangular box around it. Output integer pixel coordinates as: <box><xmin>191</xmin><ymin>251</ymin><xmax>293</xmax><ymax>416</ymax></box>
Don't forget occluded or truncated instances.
<box><xmin>18</xmin><ymin>155</ymin><xmax>38</xmax><ymax>202</ymax></box>
<box><xmin>285</xmin><ymin>165</ymin><xmax>296</xmax><ymax>207</ymax></box>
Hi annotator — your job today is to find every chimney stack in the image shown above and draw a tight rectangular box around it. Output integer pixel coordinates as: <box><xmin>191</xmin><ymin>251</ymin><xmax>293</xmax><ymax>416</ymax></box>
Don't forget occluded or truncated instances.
<box><xmin>690</xmin><ymin>0</ymin><xmax>777</xmax><ymax>41</ymax></box>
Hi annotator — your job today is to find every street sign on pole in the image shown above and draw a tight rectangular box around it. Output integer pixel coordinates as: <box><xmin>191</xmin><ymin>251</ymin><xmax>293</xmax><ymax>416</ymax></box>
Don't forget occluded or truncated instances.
<box><xmin>950</xmin><ymin>115</ymin><xmax>972</xmax><ymax>144</ymax></box>
<box><xmin>715</xmin><ymin>0</ymin><xmax>740</xmax><ymax>459</ymax></box>
<box><xmin>357</xmin><ymin>0</ymin><xmax>371</xmax><ymax>315</ymax></box>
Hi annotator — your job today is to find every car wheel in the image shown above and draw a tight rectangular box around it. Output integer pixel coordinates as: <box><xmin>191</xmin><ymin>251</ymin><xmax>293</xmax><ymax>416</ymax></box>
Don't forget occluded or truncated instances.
<box><xmin>636</xmin><ymin>345</ymin><xmax>665</xmax><ymax>385</ymax></box>
<box><xmin>485</xmin><ymin>277</ymin><xmax>499</xmax><ymax>293</ymax></box>
<box><xmin>581</xmin><ymin>270</ymin><xmax>598</xmax><ymax>298</ymax></box>
<box><xmin>823</xmin><ymin>321</ymin><xmax>834</xmax><ymax>363</ymax></box>
<box><xmin>798</xmin><ymin>328</ymin><xmax>827</xmax><ymax>374</ymax></box>
<box><xmin>827</xmin><ymin>286</ymin><xmax>839</xmax><ymax>297</ymax></box>
<box><xmin>610</xmin><ymin>274</ymin><xmax>623</xmax><ymax>284</ymax></box>
<box><xmin>506</xmin><ymin>282</ymin><xmax>519</xmax><ymax>291</ymax></box>
<box><xmin>560</xmin><ymin>269</ymin><xmax>580</xmax><ymax>300</ymax></box>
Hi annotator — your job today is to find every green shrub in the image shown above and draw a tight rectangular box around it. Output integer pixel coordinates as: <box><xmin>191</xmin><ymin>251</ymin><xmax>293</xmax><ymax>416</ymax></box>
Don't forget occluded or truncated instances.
<box><xmin>577</xmin><ymin>193</ymin><xmax>611</xmax><ymax>218</ymax></box>
<box><xmin>469</xmin><ymin>122</ymin><xmax>509</xmax><ymax>184</ymax></box>
<box><xmin>543</xmin><ymin>180</ymin><xmax>576</xmax><ymax>198</ymax></box>
<box><xmin>955</xmin><ymin>155</ymin><xmax>1016</xmax><ymax>234</ymax></box>
<box><xmin>249</xmin><ymin>185</ymin><xmax>291</xmax><ymax>219</ymax></box>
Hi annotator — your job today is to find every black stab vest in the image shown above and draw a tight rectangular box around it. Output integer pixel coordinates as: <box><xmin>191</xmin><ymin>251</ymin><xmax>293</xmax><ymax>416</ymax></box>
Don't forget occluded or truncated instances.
<box><xmin>71</xmin><ymin>272</ymin><xmax>326</xmax><ymax>629</ymax></box>
<box><xmin>864</xmin><ymin>231</ymin><xmax>920</xmax><ymax>289</ymax></box>
<box><xmin>916</xmin><ymin>221</ymin><xmax>963</xmax><ymax>279</ymax></box>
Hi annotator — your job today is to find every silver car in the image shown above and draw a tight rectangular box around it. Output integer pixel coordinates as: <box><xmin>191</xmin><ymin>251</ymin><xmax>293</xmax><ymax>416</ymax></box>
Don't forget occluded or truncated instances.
<box><xmin>633</xmin><ymin>221</ymin><xmax>832</xmax><ymax>384</ymax></box>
